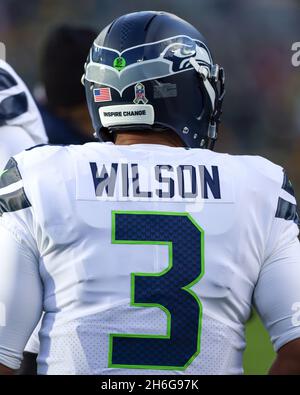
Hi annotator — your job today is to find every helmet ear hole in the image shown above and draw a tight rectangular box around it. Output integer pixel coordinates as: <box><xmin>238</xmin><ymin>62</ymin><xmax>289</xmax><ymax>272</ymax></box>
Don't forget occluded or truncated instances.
<box><xmin>83</xmin><ymin>11</ymin><xmax>225</xmax><ymax>149</ymax></box>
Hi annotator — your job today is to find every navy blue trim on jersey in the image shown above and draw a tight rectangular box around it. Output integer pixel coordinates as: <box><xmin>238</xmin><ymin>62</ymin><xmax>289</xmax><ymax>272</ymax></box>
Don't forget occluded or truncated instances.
<box><xmin>0</xmin><ymin>67</ymin><xmax>18</xmax><ymax>91</ymax></box>
<box><xmin>0</xmin><ymin>92</ymin><xmax>28</xmax><ymax>123</ymax></box>
<box><xmin>282</xmin><ymin>171</ymin><xmax>295</xmax><ymax>197</ymax></box>
<box><xmin>25</xmin><ymin>143</ymin><xmax>70</xmax><ymax>152</ymax></box>
<box><xmin>0</xmin><ymin>158</ymin><xmax>23</xmax><ymax>188</ymax></box>
<box><xmin>275</xmin><ymin>197</ymin><xmax>299</xmax><ymax>225</ymax></box>
<box><xmin>0</xmin><ymin>188</ymin><xmax>31</xmax><ymax>215</ymax></box>
<box><xmin>25</xmin><ymin>144</ymin><xmax>49</xmax><ymax>152</ymax></box>
<box><xmin>0</xmin><ymin>158</ymin><xmax>31</xmax><ymax>215</ymax></box>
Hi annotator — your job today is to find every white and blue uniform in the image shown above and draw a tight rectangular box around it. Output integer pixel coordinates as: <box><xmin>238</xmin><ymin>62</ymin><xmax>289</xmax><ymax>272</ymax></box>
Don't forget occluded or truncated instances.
<box><xmin>0</xmin><ymin>142</ymin><xmax>300</xmax><ymax>375</ymax></box>
<box><xmin>0</xmin><ymin>60</ymin><xmax>48</xmax><ymax>169</ymax></box>
<box><xmin>0</xmin><ymin>60</ymin><xmax>48</xmax><ymax>357</ymax></box>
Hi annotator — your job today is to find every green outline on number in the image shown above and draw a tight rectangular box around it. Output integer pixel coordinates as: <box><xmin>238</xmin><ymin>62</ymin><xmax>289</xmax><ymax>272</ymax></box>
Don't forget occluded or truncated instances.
<box><xmin>108</xmin><ymin>211</ymin><xmax>205</xmax><ymax>370</ymax></box>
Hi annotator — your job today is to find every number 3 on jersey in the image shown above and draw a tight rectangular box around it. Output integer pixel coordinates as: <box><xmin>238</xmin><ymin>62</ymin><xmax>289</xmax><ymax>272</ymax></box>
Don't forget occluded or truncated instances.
<box><xmin>109</xmin><ymin>211</ymin><xmax>205</xmax><ymax>370</ymax></box>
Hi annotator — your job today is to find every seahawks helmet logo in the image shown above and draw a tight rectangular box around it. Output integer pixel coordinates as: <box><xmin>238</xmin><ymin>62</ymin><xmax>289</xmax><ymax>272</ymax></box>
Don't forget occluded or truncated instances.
<box><xmin>84</xmin><ymin>35</ymin><xmax>212</xmax><ymax>95</ymax></box>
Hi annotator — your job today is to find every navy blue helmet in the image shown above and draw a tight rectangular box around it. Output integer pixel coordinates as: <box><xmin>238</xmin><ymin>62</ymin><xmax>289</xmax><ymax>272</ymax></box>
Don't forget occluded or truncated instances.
<box><xmin>82</xmin><ymin>11</ymin><xmax>225</xmax><ymax>149</ymax></box>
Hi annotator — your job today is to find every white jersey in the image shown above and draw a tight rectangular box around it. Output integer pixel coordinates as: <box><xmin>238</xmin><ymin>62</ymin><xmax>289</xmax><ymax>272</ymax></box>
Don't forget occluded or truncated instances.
<box><xmin>0</xmin><ymin>60</ymin><xmax>48</xmax><ymax>169</ymax></box>
<box><xmin>0</xmin><ymin>142</ymin><xmax>300</xmax><ymax>375</ymax></box>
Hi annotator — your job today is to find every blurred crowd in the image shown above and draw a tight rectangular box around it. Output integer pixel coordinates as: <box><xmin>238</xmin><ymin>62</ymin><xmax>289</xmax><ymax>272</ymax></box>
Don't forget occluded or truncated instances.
<box><xmin>0</xmin><ymin>0</ymin><xmax>300</xmax><ymax>188</ymax></box>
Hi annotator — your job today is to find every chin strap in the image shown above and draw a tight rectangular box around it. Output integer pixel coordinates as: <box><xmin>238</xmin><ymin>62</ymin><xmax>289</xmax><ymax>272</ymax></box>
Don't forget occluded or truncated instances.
<box><xmin>190</xmin><ymin>57</ymin><xmax>226</xmax><ymax>150</ymax></box>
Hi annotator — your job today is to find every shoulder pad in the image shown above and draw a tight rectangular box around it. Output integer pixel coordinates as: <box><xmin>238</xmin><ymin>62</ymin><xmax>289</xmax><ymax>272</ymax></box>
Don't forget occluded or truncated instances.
<box><xmin>0</xmin><ymin>64</ymin><xmax>28</xmax><ymax>123</ymax></box>
<box><xmin>236</xmin><ymin>155</ymin><xmax>299</xmax><ymax>224</ymax></box>
<box><xmin>0</xmin><ymin>157</ymin><xmax>31</xmax><ymax>215</ymax></box>
<box><xmin>237</xmin><ymin>155</ymin><xmax>283</xmax><ymax>184</ymax></box>
<box><xmin>0</xmin><ymin>65</ymin><xmax>18</xmax><ymax>91</ymax></box>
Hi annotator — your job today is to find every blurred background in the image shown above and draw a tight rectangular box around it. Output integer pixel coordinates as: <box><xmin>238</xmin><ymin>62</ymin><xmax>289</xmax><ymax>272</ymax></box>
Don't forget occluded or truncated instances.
<box><xmin>1</xmin><ymin>0</ymin><xmax>300</xmax><ymax>374</ymax></box>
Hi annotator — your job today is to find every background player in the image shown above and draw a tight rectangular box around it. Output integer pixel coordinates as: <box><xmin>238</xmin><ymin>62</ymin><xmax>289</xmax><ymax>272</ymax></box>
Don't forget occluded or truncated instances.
<box><xmin>0</xmin><ymin>60</ymin><xmax>48</xmax><ymax>168</ymax></box>
<box><xmin>0</xmin><ymin>59</ymin><xmax>48</xmax><ymax>375</ymax></box>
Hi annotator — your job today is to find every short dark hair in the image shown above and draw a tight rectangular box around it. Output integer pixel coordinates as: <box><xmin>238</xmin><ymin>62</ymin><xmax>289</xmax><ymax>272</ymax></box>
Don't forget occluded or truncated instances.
<box><xmin>41</xmin><ymin>25</ymin><xmax>96</xmax><ymax>109</ymax></box>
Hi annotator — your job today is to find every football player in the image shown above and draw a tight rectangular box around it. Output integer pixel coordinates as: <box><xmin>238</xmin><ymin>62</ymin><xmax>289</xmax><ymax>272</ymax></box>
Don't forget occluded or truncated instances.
<box><xmin>0</xmin><ymin>60</ymin><xmax>48</xmax><ymax>375</ymax></box>
<box><xmin>0</xmin><ymin>11</ymin><xmax>300</xmax><ymax>375</ymax></box>
<box><xmin>0</xmin><ymin>60</ymin><xmax>48</xmax><ymax>168</ymax></box>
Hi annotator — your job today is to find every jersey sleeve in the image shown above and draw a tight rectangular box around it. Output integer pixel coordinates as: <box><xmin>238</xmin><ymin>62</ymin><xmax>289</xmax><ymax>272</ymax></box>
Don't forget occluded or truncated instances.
<box><xmin>0</xmin><ymin>156</ymin><xmax>43</xmax><ymax>369</ymax></box>
<box><xmin>253</xmin><ymin>171</ymin><xmax>300</xmax><ymax>352</ymax></box>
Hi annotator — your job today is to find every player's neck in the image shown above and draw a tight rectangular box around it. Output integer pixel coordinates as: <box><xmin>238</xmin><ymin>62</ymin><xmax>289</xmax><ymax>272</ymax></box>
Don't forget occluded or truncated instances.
<box><xmin>115</xmin><ymin>131</ymin><xmax>184</xmax><ymax>147</ymax></box>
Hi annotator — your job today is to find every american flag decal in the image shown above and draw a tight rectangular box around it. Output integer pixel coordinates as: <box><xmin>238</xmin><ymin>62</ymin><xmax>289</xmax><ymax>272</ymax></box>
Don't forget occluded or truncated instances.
<box><xmin>93</xmin><ymin>88</ymin><xmax>112</xmax><ymax>102</ymax></box>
